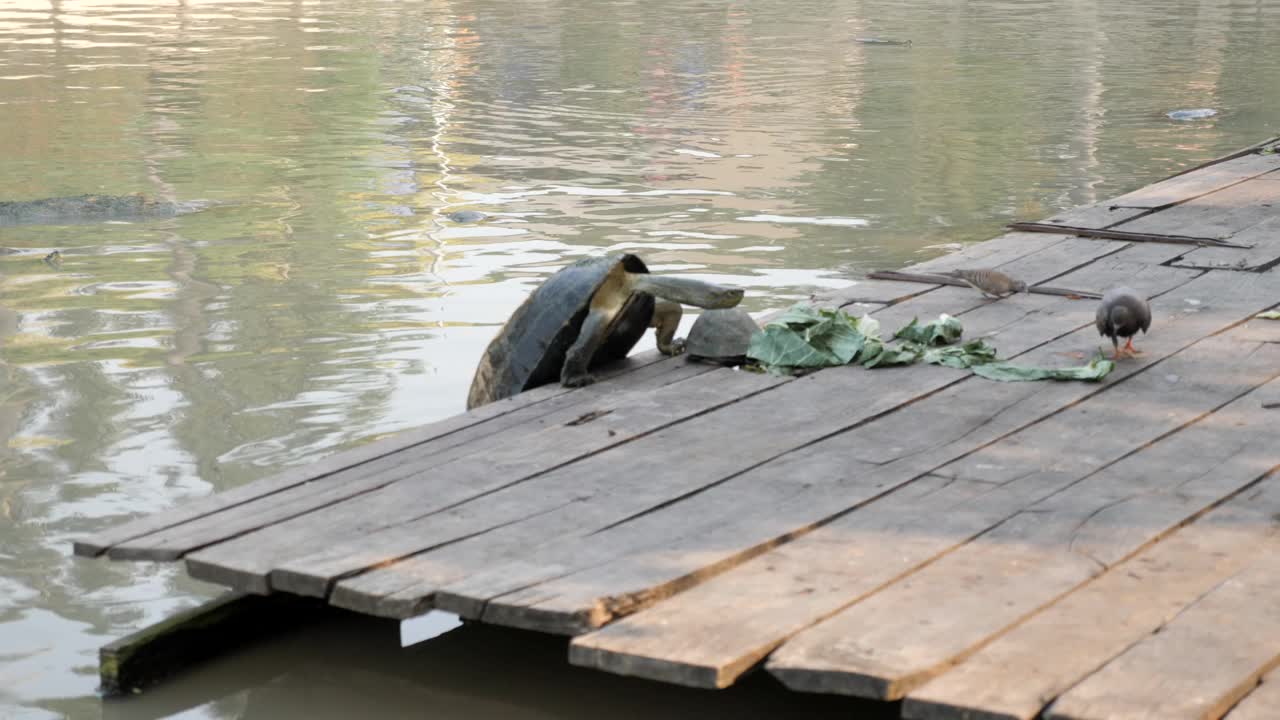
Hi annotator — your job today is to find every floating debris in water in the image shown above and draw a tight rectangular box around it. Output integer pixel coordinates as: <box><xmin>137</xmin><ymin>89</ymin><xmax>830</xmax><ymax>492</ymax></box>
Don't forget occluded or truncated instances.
<box><xmin>446</xmin><ymin>210</ymin><xmax>487</xmax><ymax>223</ymax></box>
<box><xmin>855</xmin><ymin>37</ymin><xmax>912</xmax><ymax>46</ymax></box>
<box><xmin>1166</xmin><ymin>108</ymin><xmax>1218</xmax><ymax>121</ymax></box>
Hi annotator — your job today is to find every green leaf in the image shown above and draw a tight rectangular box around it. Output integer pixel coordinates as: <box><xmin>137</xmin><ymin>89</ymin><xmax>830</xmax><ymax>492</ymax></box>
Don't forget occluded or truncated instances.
<box><xmin>863</xmin><ymin>341</ymin><xmax>924</xmax><ymax>368</ymax></box>
<box><xmin>922</xmin><ymin>340</ymin><xmax>999</xmax><ymax>369</ymax></box>
<box><xmin>972</xmin><ymin>356</ymin><xmax>1115</xmax><ymax>382</ymax></box>
<box><xmin>748</xmin><ymin>302</ymin><xmax>870</xmax><ymax>374</ymax></box>
<box><xmin>747</xmin><ymin>324</ymin><xmax>841</xmax><ymax>370</ymax></box>
<box><xmin>894</xmin><ymin>314</ymin><xmax>963</xmax><ymax>346</ymax></box>
<box><xmin>1256</xmin><ymin>310</ymin><xmax>1280</xmax><ymax>320</ymax></box>
<box><xmin>767</xmin><ymin>303</ymin><xmax>827</xmax><ymax>328</ymax></box>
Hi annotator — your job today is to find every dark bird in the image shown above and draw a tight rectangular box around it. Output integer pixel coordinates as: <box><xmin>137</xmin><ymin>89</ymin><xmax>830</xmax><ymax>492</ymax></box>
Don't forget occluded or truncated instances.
<box><xmin>1095</xmin><ymin>286</ymin><xmax>1151</xmax><ymax>359</ymax></box>
<box><xmin>945</xmin><ymin>268</ymin><xmax>1029</xmax><ymax>298</ymax></box>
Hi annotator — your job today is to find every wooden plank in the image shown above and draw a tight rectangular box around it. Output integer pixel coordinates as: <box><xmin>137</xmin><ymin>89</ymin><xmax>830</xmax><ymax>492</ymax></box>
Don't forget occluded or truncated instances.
<box><xmin>566</xmin><ymin>315</ymin><xmax>1280</xmax><ymax>690</ymax></box>
<box><xmin>812</xmin><ymin>278</ymin><xmax>938</xmax><ymax>308</ymax></box>
<box><xmin>764</xmin><ymin>325</ymin><xmax>1280</xmax><ymax>701</ymax></box>
<box><xmin>1035</xmin><ymin>141</ymin><xmax>1280</xmax><ymax>229</ymax></box>
<box><xmin>72</xmin><ymin>348</ymin><xmax>675</xmax><ymax>557</ymax></box>
<box><xmin>1046</xmin><ymin>552</ymin><xmax>1280</xmax><ymax>720</ymax></box>
<box><xmin>1173</xmin><ymin>215</ymin><xmax>1280</xmax><ymax>271</ymax></box>
<box><xmin>1101</xmin><ymin>152</ymin><xmax>1280</xmax><ymax>210</ymax></box>
<box><xmin>181</xmin><ymin>237</ymin><xmax>1139</xmax><ymax>599</ymax></box>
<box><xmin>99</xmin><ymin>592</ymin><xmax>332</xmax><ymax>696</ymax></box>
<box><xmin>342</xmin><ymin>258</ymin><xmax>1193</xmax><ymax>625</ymax></box>
<box><xmin>103</xmin><ymin>355</ymin><xmax>715</xmax><ymax>561</ymax></box>
<box><xmin>1038</xmin><ymin>203</ymin><xmax>1149</xmax><ymax>230</ymax></box>
<box><xmin>1224</xmin><ymin>666</ymin><xmax>1280</xmax><ymax>720</ymax></box>
<box><xmin>901</xmin><ymin>383</ymin><xmax>1280</xmax><ymax>720</ymax></box>
<box><xmin>172</xmin><ymin>366</ymin><xmax>789</xmax><ymax>590</ymax></box>
<box><xmin>1110</xmin><ymin>173</ymin><xmax>1280</xmax><ymax>241</ymax></box>
<box><xmin>899</xmin><ymin>232</ymin><xmax>1073</xmax><ymax>275</ymax></box>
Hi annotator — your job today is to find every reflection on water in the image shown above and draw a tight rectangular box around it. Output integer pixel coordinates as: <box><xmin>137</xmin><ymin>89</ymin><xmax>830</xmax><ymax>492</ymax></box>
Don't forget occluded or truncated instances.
<box><xmin>0</xmin><ymin>0</ymin><xmax>1277</xmax><ymax>717</ymax></box>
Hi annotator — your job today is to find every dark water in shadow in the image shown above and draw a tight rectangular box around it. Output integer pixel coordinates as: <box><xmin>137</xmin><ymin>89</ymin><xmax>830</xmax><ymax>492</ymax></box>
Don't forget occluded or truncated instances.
<box><xmin>1</xmin><ymin>0</ymin><xmax>1278</xmax><ymax>716</ymax></box>
<box><xmin>91</xmin><ymin>614</ymin><xmax>894</xmax><ymax>720</ymax></box>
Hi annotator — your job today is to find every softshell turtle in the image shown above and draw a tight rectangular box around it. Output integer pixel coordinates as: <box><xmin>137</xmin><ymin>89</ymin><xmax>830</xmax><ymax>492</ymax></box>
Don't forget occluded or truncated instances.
<box><xmin>467</xmin><ymin>253</ymin><xmax>743</xmax><ymax>409</ymax></box>
<box><xmin>0</xmin><ymin>193</ymin><xmax>214</xmax><ymax>226</ymax></box>
<box><xmin>685</xmin><ymin>308</ymin><xmax>760</xmax><ymax>365</ymax></box>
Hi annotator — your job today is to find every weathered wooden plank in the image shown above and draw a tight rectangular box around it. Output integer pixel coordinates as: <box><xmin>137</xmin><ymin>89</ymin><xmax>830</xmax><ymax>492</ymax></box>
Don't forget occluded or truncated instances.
<box><xmin>328</xmin><ymin>251</ymin><xmax>1194</xmax><ymax>622</ymax></box>
<box><xmin>72</xmin><ymin>348</ymin><xmax>676</xmax><ymax>557</ymax></box>
<box><xmin>764</xmin><ymin>325</ymin><xmax>1280</xmax><ymax>701</ymax></box>
<box><xmin>104</xmin><ymin>355</ymin><xmax>715</xmax><ymax>561</ymax></box>
<box><xmin>182</xmin><ymin>237</ymin><xmax>1139</xmax><ymax>599</ymax></box>
<box><xmin>1046</xmin><ymin>551</ymin><xmax>1280</xmax><ymax>720</ymax></box>
<box><xmin>1038</xmin><ymin>203</ymin><xmax>1149</xmax><ymax>230</ymax></box>
<box><xmin>1224</xmin><ymin>666</ymin><xmax>1280</xmax><ymax>720</ymax></box>
<box><xmin>902</xmin><ymin>384</ymin><xmax>1280</xmax><ymax>720</ymax></box>
<box><xmin>99</xmin><ymin>592</ymin><xmax>332</xmax><ymax>696</ymax></box>
<box><xmin>900</xmin><ymin>232</ymin><xmax>1074</xmax><ymax>275</ymax></box>
<box><xmin>1173</xmin><ymin>215</ymin><xmax>1280</xmax><ymax>271</ymax></box>
<box><xmin>176</xmin><ymin>366</ymin><xmax>789</xmax><ymax>591</ymax></box>
<box><xmin>813</xmin><ymin>278</ymin><xmax>938</xmax><ymax>308</ymax></box>
<box><xmin>1034</xmin><ymin>141</ymin><xmax>1280</xmax><ymax>229</ymax></box>
<box><xmin>566</xmin><ymin>315</ymin><xmax>1279</xmax><ymax>689</ymax></box>
<box><xmin>1110</xmin><ymin>173</ymin><xmax>1280</xmax><ymax>241</ymax></box>
<box><xmin>1101</xmin><ymin>151</ymin><xmax>1280</xmax><ymax>210</ymax></box>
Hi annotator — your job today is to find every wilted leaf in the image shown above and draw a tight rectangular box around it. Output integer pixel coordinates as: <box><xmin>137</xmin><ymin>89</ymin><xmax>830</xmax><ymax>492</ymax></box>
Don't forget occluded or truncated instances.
<box><xmin>863</xmin><ymin>341</ymin><xmax>924</xmax><ymax>368</ymax></box>
<box><xmin>747</xmin><ymin>324</ymin><xmax>841</xmax><ymax>369</ymax></box>
<box><xmin>748</xmin><ymin>303</ymin><xmax>869</xmax><ymax>374</ymax></box>
<box><xmin>894</xmin><ymin>314</ymin><xmax>963</xmax><ymax>346</ymax></box>
<box><xmin>856</xmin><ymin>314</ymin><xmax>883</xmax><ymax>362</ymax></box>
<box><xmin>1256</xmin><ymin>310</ymin><xmax>1280</xmax><ymax>320</ymax></box>
<box><xmin>922</xmin><ymin>340</ymin><xmax>999</xmax><ymax>369</ymax></box>
<box><xmin>972</xmin><ymin>356</ymin><xmax>1115</xmax><ymax>382</ymax></box>
<box><xmin>768</xmin><ymin>303</ymin><xmax>828</xmax><ymax>328</ymax></box>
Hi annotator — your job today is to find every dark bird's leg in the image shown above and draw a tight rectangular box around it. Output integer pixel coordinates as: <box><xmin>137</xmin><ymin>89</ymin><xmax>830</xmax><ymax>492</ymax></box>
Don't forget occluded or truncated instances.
<box><xmin>1110</xmin><ymin>337</ymin><xmax>1126</xmax><ymax>361</ymax></box>
<box><xmin>1123</xmin><ymin>336</ymin><xmax>1143</xmax><ymax>356</ymax></box>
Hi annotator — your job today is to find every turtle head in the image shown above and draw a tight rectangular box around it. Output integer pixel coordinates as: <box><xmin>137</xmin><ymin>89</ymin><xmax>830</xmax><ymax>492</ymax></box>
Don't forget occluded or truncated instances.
<box><xmin>630</xmin><ymin>274</ymin><xmax>744</xmax><ymax>309</ymax></box>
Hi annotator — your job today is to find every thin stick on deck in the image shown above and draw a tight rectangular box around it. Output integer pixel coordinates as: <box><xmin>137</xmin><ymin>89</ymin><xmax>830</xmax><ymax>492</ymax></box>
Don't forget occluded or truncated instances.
<box><xmin>865</xmin><ymin>270</ymin><xmax>1102</xmax><ymax>299</ymax></box>
<box><xmin>1008</xmin><ymin>222</ymin><xmax>1252</xmax><ymax>248</ymax></box>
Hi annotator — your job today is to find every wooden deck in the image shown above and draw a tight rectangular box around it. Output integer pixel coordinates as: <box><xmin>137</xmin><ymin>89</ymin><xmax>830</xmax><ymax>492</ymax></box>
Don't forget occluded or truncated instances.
<box><xmin>76</xmin><ymin>138</ymin><xmax>1280</xmax><ymax>719</ymax></box>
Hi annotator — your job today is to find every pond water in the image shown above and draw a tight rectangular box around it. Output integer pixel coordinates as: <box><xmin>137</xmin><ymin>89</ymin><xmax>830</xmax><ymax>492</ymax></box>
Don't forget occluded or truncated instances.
<box><xmin>1</xmin><ymin>0</ymin><xmax>1277</xmax><ymax>717</ymax></box>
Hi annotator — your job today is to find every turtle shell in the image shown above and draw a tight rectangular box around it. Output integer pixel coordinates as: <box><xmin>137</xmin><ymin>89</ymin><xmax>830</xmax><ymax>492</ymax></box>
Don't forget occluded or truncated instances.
<box><xmin>467</xmin><ymin>253</ymin><xmax>653</xmax><ymax>409</ymax></box>
<box><xmin>685</xmin><ymin>307</ymin><xmax>759</xmax><ymax>364</ymax></box>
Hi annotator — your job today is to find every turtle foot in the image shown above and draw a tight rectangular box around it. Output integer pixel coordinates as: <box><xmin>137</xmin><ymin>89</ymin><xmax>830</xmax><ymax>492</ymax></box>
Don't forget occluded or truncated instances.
<box><xmin>562</xmin><ymin>373</ymin><xmax>598</xmax><ymax>389</ymax></box>
<box><xmin>659</xmin><ymin>338</ymin><xmax>687</xmax><ymax>357</ymax></box>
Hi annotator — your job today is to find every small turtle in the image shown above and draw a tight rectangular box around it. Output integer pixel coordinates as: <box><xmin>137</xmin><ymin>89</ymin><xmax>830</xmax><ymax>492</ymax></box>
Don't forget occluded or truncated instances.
<box><xmin>685</xmin><ymin>308</ymin><xmax>760</xmax><ymax>366</ymax></box>
<box><xmin>447</xmin><ymin>210</ymin><xmax>487</xmax><ymax>223</ymax></box>
<box><xmin>467</xmin><ymin>253</ymin><xmax>743</xmax><ymax>409</ymax></box>
<box><xmin>1096</xmin><ymin>286</ymin><xmax>1151</xmax><ymax>359</ymax></box>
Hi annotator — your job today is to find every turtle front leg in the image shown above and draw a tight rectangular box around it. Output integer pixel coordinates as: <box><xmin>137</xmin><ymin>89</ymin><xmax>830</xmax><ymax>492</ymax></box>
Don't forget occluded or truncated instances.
<box><xmin>561</xmin><ymin>307</ymin><xmax>614</xmax><ymax>388</ymax></box>
<box><xmin>651</xmin><ymin>299</ymin><xmax>685</xmax><ymax>356</ymax></box>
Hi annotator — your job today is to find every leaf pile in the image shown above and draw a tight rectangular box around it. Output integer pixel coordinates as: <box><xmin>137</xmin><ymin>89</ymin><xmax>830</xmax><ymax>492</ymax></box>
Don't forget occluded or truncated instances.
<box><xmin>746</xmin><ymin>302</ymin><xmax>1115</xmax><ymax>383</ymax></box>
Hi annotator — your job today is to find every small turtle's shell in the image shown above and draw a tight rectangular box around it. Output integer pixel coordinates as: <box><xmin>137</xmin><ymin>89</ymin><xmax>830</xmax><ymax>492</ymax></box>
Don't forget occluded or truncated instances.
<box><xmin>685</xmin><ymin>307</ymin><xmax>759</xmax><ymax>364</ymax></box>
<box><xmin>447</xmin><ymin>210</ymin><xmax>487</xmax><ymax>223</ymax></box>
<box><xmin>467</xmin><ymin>253</ymin><xmax>653</xmax><ymax>409</ymax></box>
